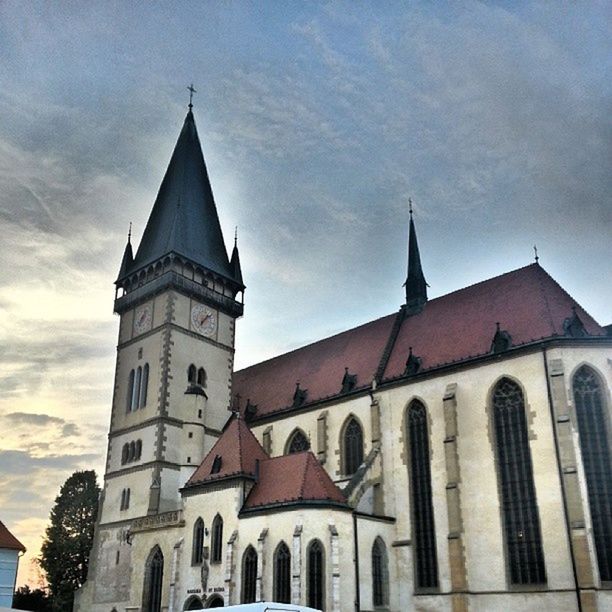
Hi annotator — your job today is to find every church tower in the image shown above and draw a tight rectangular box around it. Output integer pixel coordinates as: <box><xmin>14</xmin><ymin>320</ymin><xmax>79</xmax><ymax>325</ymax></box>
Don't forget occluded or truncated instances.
<box><xmin>100</xmin><ymin>105</ymin><xmax>244</xmax><ymax>531</ymax></box>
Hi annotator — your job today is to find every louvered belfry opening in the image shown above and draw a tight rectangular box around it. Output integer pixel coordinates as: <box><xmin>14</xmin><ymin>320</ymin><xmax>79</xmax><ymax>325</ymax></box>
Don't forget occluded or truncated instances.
<box><xmin>343</xmin><ymin>417</ymin><xmax>364</xmax><ymax>475</ymax></box>
<box><xmin>492</xmin><ymin>378</ymin><xmax>546</xmax><ymax>584</ymax></box>
<box><xmin>573</xmin><ymin>365</ymin><xmax>612</xmax><ymax>581</ymax></box>
<box><xmin>408</xmin><ymin>400</ymin><xmax>439</xmax><ymax>589</ymax></box>
<box><xmin>307</xmin><ymin>539</ymin><xmax>325</xmax><ymax>610</ymax></box>
<box><xmin>274</xmin><ymin>541</ymin><xmax>291</xmax><ymax>603</ymax></box>
<box><xmin>241</xmin><ymin>546</ymin><xmax>257</xmax><ymax>603</ymax></box>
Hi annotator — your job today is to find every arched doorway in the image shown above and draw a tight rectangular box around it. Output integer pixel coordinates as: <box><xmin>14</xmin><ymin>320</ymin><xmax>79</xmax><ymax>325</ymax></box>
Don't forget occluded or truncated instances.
<box><xmin>184</xmin><ymin>595</ymin><xmax>204</xmax><ymax>610</ymax></box>
<box><xmin>205</xmin><ymin>594</ymin><xmax>224</xmax><ymax>608</ymax></box>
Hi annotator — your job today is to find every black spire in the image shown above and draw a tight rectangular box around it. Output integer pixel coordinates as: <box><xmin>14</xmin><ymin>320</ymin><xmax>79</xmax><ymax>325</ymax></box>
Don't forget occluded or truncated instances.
<box><xmin>230</xmin><ymin>227</ymin><xmax>244</xmax><ymax>287</ymax></box>
<box><xmin>129</xmin><ymin>109</ymin><xmax>234</xmax><ymax>281</ymax></box>
<box><xmin>404</xmin><ymin>199</ymin><xmax>428</xmax><ymax>314</ymax></box>
<box><xmin>116</xmin><ymin>224</ymin><xmax>134</xmax><ymax>282</ymax></box>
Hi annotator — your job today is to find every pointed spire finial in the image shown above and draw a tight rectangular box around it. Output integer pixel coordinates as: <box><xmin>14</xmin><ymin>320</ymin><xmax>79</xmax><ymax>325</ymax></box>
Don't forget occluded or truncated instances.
<box><xmin>187</xmin><ymin>83</ymin><xmax>197</xmax><ymax>110</ymax></box>
<box><xmin>234</xmin><ymin>226</ymin><xmax>238</xmax><ymax>248</ymax></box>
<box><xmin>404</xmin><ymin>199</ymin><xmax>427</xmax><ymax>314</ymax></box>
<box><xmin>533</xmin><ymin>244</ymin><xmax>539</xmax><ymax>263</ymax></box>
<box><xmin>409</xmin><ymin>197</ymin><xmax>413</xmax><ymax>218</ymax></box>
<box><xmin>128</xmin><ymin>221</ymin><xmax>132</xmax><ymax>244</ymax></box>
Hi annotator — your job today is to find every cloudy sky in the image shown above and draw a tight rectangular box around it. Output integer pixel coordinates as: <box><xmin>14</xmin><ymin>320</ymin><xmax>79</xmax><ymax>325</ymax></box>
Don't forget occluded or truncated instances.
<box><xmin>0</xmin><ymin>1</ymin><xmax>610</xmax><ymax>587</ymax></box>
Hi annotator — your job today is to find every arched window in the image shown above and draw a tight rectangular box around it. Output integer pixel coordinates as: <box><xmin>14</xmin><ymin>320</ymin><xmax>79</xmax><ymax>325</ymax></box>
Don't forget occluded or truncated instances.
<box><xmin>192</xmin><ymin>518</ymin><xmax>204</xmax><ymax>565</ymax></box>
<box><xmin>197</xmin><ymin>367</ymin><xmax>207</xmax><ymax>387</ymax></box>
<box><xmin>127</xmin><ymin>369</ymin><xmax>135</xmax><ymax>412</ymax></box>
<box><xmin>139</xmin><ymin>363</ymin><xmax>149</xmax><ymax>408</ymax></box>
<box><xmin>143</xmin><ymin>546</ymin><xmax>164</xmax><ymax>612</ymax></box>
<box><xmin>129</xmin><ymin>441</ymin><xmax>136</xmax><ymax>462</ymax></box>
<box><xmin>241</xmin><ymin>546</ymin><xmax>257</xmax><ymax>604</ymax></box>
<box><xmin>286</xmin><ymin>429</ymin><xmax>310</xmax><ymax>454</ymax></box>
<box><xmin>307</xmin><ymin>539</ymin><xmax>325</xmax><ymax>610</ymax></box>
<box><xmin>183</xmin><ymin>596</ymin><xmax>203</xmax><ymax>610</ymax></box>
<box><xmin>121</xmin><ymin>443</ymin><xmax>129</xmax><ymax>465</ymax></box>
<box><xmin>572</xmin><ymin>365</ymin><xmax>612</xmax><ymax>581</ymax></box>
<box><xmin>492</xmin><ymin>378</ymin><xmax>546</xmax><ymax>584</ymax></box>
<box><xmin>211</xmin><ymin>515</ymin><xmax>223</xmax><ymax>563</ymax></box>
<box><xmin>120</xmin><ymin>488</ymin><xmax>130</xmax><ymax>511</ymax></box>
<box><xmin>343</xmin><ymin>417</ymin><xmax>364</xmax><ymax>475</ymax></box>
<box><xmin>407</xmin><ymin>400</ymin><xmax>438</xmax><ymax>589</ymax></box>
<box><xmin>372</xmin><ymin>537</ymin><xmax>389</xmax><ymax>607</ymax></box>
<box><xmin>188</xmin><ymin>364</ymin><xmax>197</xmax><ymax>384</ymax></box>
<box><xmin>132</xmin><ymin>366</ymin><xmax>142</xmax><ymax>411</ymax></box>
<box><xmin>274</xmin><ymin>541</ymin><xmax>291</xmax><ymax>604</ymax></box>
<box><xmin>136</xmin><ymin>440</ymin><xmax>142</xmax><ymax>460</ymax></box>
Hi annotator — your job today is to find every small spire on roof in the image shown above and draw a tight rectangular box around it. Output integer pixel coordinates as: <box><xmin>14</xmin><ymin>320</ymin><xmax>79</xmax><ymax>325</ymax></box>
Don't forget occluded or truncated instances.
<box><xmin>187</xmin><ymin>83</ymin><xmax>197</xmax><ymax>110</ymax></box>
<box><xmin>128</xmin><ymin>221</ymin><xmax>132</xmax><ymax>244</ymax></box>
<box><xmin>404</xmin><ymin>198</ymin><xmax>428</xmax><ymax>314</ymax></box>
<box><xmin>534</xmin><ymin>244</ymin><xmax>539</xmax><ymax>264</ymax></box>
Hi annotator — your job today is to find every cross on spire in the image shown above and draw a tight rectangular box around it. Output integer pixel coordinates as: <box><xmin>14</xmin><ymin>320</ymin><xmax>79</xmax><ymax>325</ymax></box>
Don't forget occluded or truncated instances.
<box><xmin>128</xmin><ymin>221</ymin><xmax>132</xmax><ymax>244</ymax></box>
<box><xmin>187</xmin><ymin>83</ymin><xmax>197</xmax><ymax>110</ymax></box>
<box><xmin>534</xmin><ymin>244</ymin><xmax>539</xmax><ymax>264</ymax></box>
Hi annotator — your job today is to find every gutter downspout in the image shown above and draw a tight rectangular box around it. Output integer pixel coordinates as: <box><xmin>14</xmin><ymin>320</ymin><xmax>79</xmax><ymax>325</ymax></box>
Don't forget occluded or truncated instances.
<box><xmin>168</xmin><ymin>537</ymin><xmax>184</xmax><ymax>612</ymax></box>
<box><xmin>542</xmin><ymin>348</ymin><xmax>582</xmax><ymax>612</ymax></box>
<box><xmin>353</xmin><ymin>512</ymin><xmax>360</xmax><ymax>612</ymax></box>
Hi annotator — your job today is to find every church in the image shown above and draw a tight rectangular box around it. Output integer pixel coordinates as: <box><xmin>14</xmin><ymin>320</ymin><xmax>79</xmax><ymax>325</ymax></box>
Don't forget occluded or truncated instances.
<box><xmin>75</xmin><ymin>104</ymin><xmax>611</xmax><ymax>612</ymax></box>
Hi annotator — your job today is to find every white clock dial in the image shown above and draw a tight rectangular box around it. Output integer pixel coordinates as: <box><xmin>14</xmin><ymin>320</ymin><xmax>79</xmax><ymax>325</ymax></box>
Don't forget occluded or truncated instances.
<box><xmin>133</xmin><ymin>304</ymin><xmax>152</xmax><ymax>335</ymax></box>
<box><xmin>191</xmin><ymin>304</ymin><xmax>217</xmax><ymax>337</ymax></box>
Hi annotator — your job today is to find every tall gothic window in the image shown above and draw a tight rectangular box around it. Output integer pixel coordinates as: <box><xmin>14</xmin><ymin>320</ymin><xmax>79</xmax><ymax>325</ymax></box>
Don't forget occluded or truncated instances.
<box><xmin>407</xmin><ymin>400</ymin><xmax>438</xmax><ymax>589</ymax></box>
<box><xmin>133</xmin><ymin>366</ymin><xmax>142</xmax><ymax>411</ymax></box>
<box><xmin>372</xmin><ymin>537</ymin><xmax>389</xmax><ymax>607</ymax></box>
<box><xmin>573</xmin><ymin>365</ymin><xmax>612</xmax><ymax>581</ymax></box>
<box><xmin>492</xmin><ymin>378</ymin><xmax>546</xmax><ymax>584</ymax></box>
<box><xmin>188</xmin><ymin>364</ymin><xmax>197</xmax><ymax>384</ymax></box>
<box><xmin>139</xmin><ymin>363</ymin><xmax>149</xmax><ymax>408</ymax></box>
<box><xmin>274</xmin><ymin>541</ymin><xmax>291</xmax><ymax>604</ymax></box>
<box><xmin>343</xmin><ymin>417</ymin><xmax>364</xmax><ymax>476</ymax></box>
<box><xmin>197</xmin><ymin>367</ymin><xmax>207</xmax><ymax>387</ymax></box>
<box><xmin>192</xmin><ymin>518</ymin><xmax>204</xmax><ymax>565</ymax></box>
<box><xmin>307</xmin><ymin>539</ymin><xmax>325</xmax><ymax>610</ymax></box>
<box><xmin>286</xmin><ymin>429</ymin><xmax>310</xmax><ymax>454</ymax></box>
<box><xmin>241</xmin><ymin>546</ymin><xmax>257</xmax><ymax>604</ymax></box>
<box><xmin>211</xmin><ymin>514</ymin><xmax>223</xmax><ymax>563</ymax></box>
<box><xmin>127</xmin><ymin>369</ymin><xmax>135</xmax><ymax>412</ymax></box>
<box><xmin>143</xmin><ymin>546</ymin><xmax>163</xmax><ymax>612</ymax></box>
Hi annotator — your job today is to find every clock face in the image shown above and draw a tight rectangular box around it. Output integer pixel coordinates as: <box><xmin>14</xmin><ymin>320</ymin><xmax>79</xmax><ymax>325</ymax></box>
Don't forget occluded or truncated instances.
<box><xmin>133</xmin><ymin>304</ymin><xmax>152</xmax><ymax>335</ymax></box>
<box><xmin>191</xmin><ymin>304</ymin><xmax>217</xmax><ymax>337</ymax></box>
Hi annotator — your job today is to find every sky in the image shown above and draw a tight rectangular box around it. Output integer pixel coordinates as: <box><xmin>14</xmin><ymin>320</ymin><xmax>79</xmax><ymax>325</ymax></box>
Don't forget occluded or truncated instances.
<box><xmin>0</xmin><ymin>0</ymin><xmax>610</xmax><ymax>588</ymax></box>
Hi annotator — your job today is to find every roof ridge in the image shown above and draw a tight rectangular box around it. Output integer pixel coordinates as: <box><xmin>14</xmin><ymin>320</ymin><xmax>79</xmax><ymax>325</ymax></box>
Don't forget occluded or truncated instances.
<box><xmin>308</xmin><ymin>452</ymin><xmax>331</xmax><ymax>498</ymax></box>
<box><xmin>297</xmin><ymin>452</ymin><xmax>310</xmax><ymax>499</ymax></box>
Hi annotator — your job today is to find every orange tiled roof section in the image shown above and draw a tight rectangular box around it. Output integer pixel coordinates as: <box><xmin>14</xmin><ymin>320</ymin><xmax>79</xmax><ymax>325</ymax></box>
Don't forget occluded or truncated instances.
<box><xmin>233</xmin><ymin>313</ymin><xmax>396</xmax><ymax>417</ymax></box>
<box><xmin>0</xmin><ymin>520</ymin><xmax>25</xmax><ymax>552</ymax></box>
<box><xmin>384</xmin><ymin>263</ymin><xmax>605</xmax><ymax>380</ymax></box>
<box><xmin>185</xmin><ymin>417</ymin><xmax>268</xmax><ymax>487</ymax></box>
<box><xmin>243</xmin><ymin>451</ymin><xmax>347</xmax><ymax>510</ymax></box>
<box><xmin>233</xmin><ymin>264</ymin><xmax>605</xmax><ymax>415</ymax></box>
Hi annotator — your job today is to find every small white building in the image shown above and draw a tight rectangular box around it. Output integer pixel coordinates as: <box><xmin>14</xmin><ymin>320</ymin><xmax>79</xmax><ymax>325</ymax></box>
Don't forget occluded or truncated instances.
<box><xmin>0</xmin><ymin>521</ymin><xmax>25</xmax><ymax>609</ymax></box>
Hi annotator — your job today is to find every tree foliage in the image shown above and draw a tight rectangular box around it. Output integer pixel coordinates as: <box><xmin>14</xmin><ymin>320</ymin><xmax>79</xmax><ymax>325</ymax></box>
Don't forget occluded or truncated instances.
<box><xmin>13</xmin><ymin>585</ymin><xmax>52</xmax><ymax>611</ymax></box>
<box><xmin>39</xmin><ymin>470</ymin><xmax>100</xmax><ymax>612</ymax></box>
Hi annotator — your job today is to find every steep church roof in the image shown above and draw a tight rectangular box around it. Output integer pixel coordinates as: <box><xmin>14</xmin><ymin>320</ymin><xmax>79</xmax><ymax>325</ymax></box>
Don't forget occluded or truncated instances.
<box><xmin>184</xmin><ymin>417</ymin><xmax>268</xmax><ymax>488</ymax></box>
<box><xmin>233</xmin><ymin>263</ymin><xmax>606</xmax><ymax>417</ymax></box>
<box><xmin>242</xmin><ymin>451</ymin><xmax>348</xmax><ymax>512</ymax></box>
<box><xmin>0</xmin><ymin>520</ymin><xmax>25</xmax><ymax>552</ymax></box>
<box><xmin>128</xmin><ymin>110</ymin><xmax>234</xmax><ymax>280</ymax></box>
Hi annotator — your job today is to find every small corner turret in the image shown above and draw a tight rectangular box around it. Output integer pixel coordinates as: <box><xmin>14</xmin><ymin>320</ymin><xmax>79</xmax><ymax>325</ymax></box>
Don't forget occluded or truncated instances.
<box><xmin>404</xmin><ymin>199</ymin><xmax>428</xmax><ymax>315</ymax></box>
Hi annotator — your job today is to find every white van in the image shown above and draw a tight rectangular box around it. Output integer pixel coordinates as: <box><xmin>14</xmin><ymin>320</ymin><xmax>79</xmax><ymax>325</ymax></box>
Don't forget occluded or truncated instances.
<box><xmin>192</xmin><ymin>603</ymin><xmax>321</xmax><ymax>612</ymax></box>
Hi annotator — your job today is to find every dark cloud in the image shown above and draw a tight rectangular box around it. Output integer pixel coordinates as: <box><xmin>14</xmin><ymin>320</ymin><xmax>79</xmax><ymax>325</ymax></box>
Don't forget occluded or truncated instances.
<box><xmin>4</xmin><ymin>412</ymin><xmax>65</xmax><ymax>426</ymax></box>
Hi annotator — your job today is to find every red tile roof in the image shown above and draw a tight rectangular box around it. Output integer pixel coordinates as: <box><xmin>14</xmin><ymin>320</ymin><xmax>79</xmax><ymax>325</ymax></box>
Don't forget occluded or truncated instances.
<box><xmin>185</xmin><ymin>417</ymin><xmax>268</xmax><ymax>487</ymax></box>
<box><xmin>243</xmin><ymin>451</ymin><xmax>347</xmax><ymax>510</ymax></box>
<box><xmin>0</xmin><ymin>520</ymin><xmax>25</xmax><ymax>552</ymax></box>
<box><xmin>233</xmin><ymin>313</ymin><xmax>396</xmax><ymax>417</ymax></box>
<box><xmin>233</xmin><ymin>264</ymin><xmax>605</xmax><ymax>414</ymax></box>
<box><xmin>384</xmin><ymin>264</ymin><xmax>605</xmax><ymax>380</ymax></box>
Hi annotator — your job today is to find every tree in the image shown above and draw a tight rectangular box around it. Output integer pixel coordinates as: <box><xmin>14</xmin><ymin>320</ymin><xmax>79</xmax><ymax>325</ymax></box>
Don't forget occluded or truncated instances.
<box><xmin>13</xmin><ymin>585</ymin><xmax>52</xmax><ymax>611</ymax></box>
<box><xmin>39</xmin><ymin>470</ymin><xmax>100</xmax><ymax>612</ymax></box>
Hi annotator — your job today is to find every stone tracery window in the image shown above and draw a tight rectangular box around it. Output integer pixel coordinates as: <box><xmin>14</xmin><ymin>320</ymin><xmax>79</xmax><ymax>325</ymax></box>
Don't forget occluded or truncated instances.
<box><xmin>274</xmin><ymin>541</ymin><xmax>291</xmax><ymax>603</ymax></box>
<box><xmin>372</xmin><ymin>537</ymin><xmax>389</xmax><ymax>607</ymax></box>
<box><xmin>492</xmin><ymin>378</ymin><xmax>546</xmax><ymax>584</ymax></box>
<box><xmin>211</xmin><ymin>514</ymin><xmax>223</xmax><ymax>563</ymax></box>
<box><xmin>572</xmin><ymin>365</ymin><xmax>612</xmax><ymax>582</ymax></box>
<box><xmin>342</xmin><ymin>417</ymin><xmax>364</xmax><ymax>476</ymax></box>
<box><xmin>307</xmin><ymin>539</ymin><xmax>325</xmax><ymax>610</ymax></box>
<box><xmin>286</xmin><ymin>429</ymin><xmax>310</xmax><ymax>454</ymax></box>
<box><xmin>192</xmin><ymin>518</ymin><xmax>204</xmax><ymax>565</ymax></box>
<box><xmin>143</xmin><ymin>546</ymin><xmax>164</xmax><ymax>612</ymax></box>
<box><xmin>241</xmin><ymin>545</ymin><xmax>257</xmax><ymax>604</ymax></box>
<box><xmin>407</xmin><ymin>400</ymin><xmax>438</xmax><ymax>590</ymax></box>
